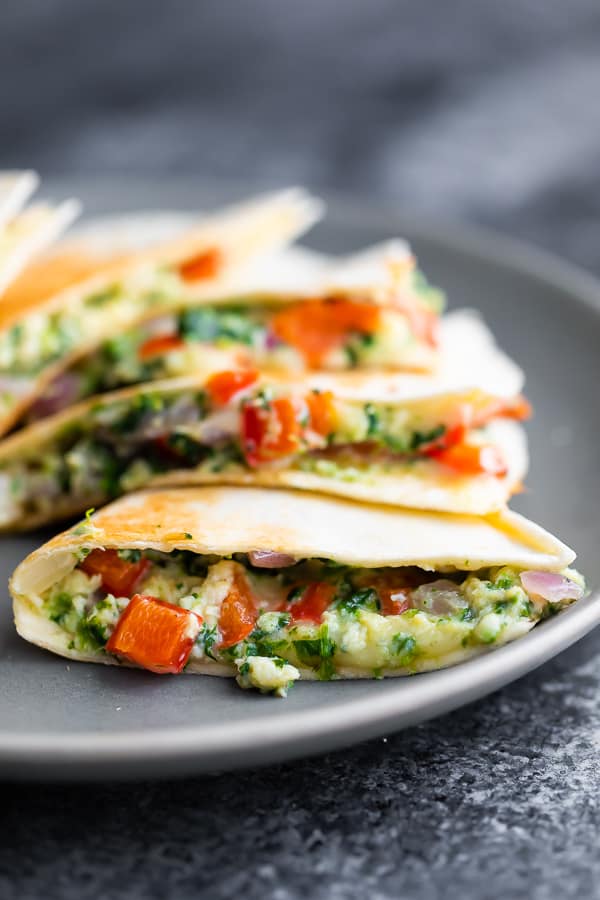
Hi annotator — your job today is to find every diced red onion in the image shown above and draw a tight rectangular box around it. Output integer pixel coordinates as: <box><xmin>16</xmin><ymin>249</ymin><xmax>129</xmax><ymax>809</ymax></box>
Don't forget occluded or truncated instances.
<box><xmin>26</xmin><ymin>372</ymin><xmax>83</xmax><ymax>422</ymax></box>
<box><xmin>264</xmin><ymin>331</ymin><xmax>281</xmax><ymax>351</ymax></box>
<box><xmin>248</xmin><ymin>550</ymin><xmax>297</xmax><ymax>568</ymax></box>
<box><xmin>520</xmin><ymin>571</ymin><xmax>583</xmax><ymax>604</ymax></box>
<box><xmin>119</xmin><ymin>396</ymin><xmax>201</xmax><ymax>442</ymax></box>
<box><xmin>411</xmin><ymin>579</ymin><xmax>468</xmax><ymax>616</ymax></box>
<box><xmin>191</xmin><ymin>408</ymin><xmax>240</xmax><ymax>445</ymax></box>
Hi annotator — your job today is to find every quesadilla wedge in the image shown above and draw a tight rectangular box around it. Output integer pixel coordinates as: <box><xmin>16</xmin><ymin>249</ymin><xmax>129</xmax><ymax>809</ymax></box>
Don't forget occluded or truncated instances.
<box><xmin>0</xmin><ymin>171</ymin><xmax>39</xmax><ymax>229</ymax></box>
<box><xmin>24</xmin><ymin>240</ymin><xmax>445</xmax><ymax>423</ymax></box>
<box><xmin>0</xmin><ymin>189</ymin><xmax>321</xmax><ymax>436</ymax></box>
<box><xmin>0</xmin><ymin>199</ymin><xmax>81</xmax><ymax>298</ymax></box>
<box><xmin>0</xmin><ymin>170</ymin><xmax>80</xmax><ymax>297</ymax></box>
<box><xmin>10</xmin><ymin>486</ymin><xmax>584</xmax><ymax>696</ymax></box>
<box><xmin>0</xmin><ymin>356</ymin><xmax>530</xmax><ymax>529</ymax></box>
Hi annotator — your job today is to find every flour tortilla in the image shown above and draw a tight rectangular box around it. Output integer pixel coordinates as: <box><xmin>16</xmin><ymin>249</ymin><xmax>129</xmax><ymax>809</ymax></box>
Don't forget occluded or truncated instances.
<box><xmin>0</xmin><ymin>169</ymin><xmax>80</xmax><ymax>296</ymax></box>
<box><xmin>0</xmin><ymin>189</ymin><xmax>322</xmax><ymax>434</ymax></box>
<box><xmin>10</xmin><ymin>485</ymin><xmax>576</xmax><ymax>677</ymax></box>
<box><xmin>0</xmin><ymin>171</ymin><xmax>39</xmax><ymax>229</ymax></box>
<box><xmin>0</xmin><ymin>199</ymin><xmax>81</xmax><ymax>298</ymax></box>
<box><xmin>305</xmin><ymin>308</ymin><xmax>524</xmax><ymax>400</ymax></box>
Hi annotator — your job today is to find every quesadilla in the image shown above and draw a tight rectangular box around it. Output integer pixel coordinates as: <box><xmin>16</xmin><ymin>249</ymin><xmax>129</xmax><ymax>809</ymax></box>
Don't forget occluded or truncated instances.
<box><xmin>0</xmin><ymin>171</ymin><xmax>80</xmax><ymax>297</ymax></box>
<box><xmin>0</xmin><ymin>171</ymin><xmax>38</xmax><ymax>228</ymax></box>
<box><xmin>10</xmin><ymin>486</ymin><xmax>584</xmax><ymax>696</ymax></box>
<box><xmin>0</xmin><ymin>347</ymin><xmax>530</xmax><ymax>529</ymax></box>
<box><xmin>0</xmin><ymin>189</ymin><xmax>321</xmax><ymax>436</ymax></box>
<box><xmin>23</xmin><ymin>240</ymin><xmax>445</xmax><ymax>423</ymax></box>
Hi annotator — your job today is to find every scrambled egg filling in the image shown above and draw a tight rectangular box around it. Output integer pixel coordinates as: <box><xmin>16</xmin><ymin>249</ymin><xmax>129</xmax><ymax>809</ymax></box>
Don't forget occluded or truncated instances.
<box><xmin>39</xmin><ymin>550</ymin><xmax>583</xmax><ymax>697</ymax></box>
<box><xmin>0</xmin><ymin>384</ymin><xmax>466</xmax><ymax>524</ymax></box>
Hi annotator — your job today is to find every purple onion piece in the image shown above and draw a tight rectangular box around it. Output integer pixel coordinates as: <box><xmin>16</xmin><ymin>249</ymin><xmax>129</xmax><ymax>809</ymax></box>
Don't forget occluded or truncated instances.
<box><xmin>248</xmin><ymin>550</ymin><xmax>297</xmax><ymax>568</ymax></box>
<box><xmin>520</xmin><ymin>570</ymin><xmax>583</xmax><ymax>604</ymax></box>
<box><xmin>26</xmin><ymin>372</ymin><xmax>83</xmax><ymax>421</ymax></box>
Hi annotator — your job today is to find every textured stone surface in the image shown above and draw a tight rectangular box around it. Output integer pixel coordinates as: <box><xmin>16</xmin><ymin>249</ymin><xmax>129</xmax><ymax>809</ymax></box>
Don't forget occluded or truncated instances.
<box><xmin>1</xmin><ymin>2</ymin><xmax>600</xmax><ymax>898</ymax></box>
<box><xmin>2</xmin><ymin>633</ymin><xmax>600</xmax><ymax>899</ymax></box>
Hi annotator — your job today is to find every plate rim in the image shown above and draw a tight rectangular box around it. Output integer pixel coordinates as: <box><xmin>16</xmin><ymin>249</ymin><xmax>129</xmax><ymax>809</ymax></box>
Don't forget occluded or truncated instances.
<box><xmin>2</xmin><ymin>193</ymin><xmax>600</xmax><ymax>779</ymax></box>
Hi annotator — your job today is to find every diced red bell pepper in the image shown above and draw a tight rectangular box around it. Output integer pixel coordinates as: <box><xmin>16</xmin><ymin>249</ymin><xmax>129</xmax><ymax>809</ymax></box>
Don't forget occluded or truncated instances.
<box><xmin>270</xmin><ymin>299</ymin><xmax>382</xmax><ymax>367</ymax></box>
<box><xmin>205</xmin><ymin>369</ymin><xmax>260</xmax><ymax>406</ymax></box>
<box><xmin>138</xmin><ymin>334</ymin><xmax>185</xmax><ymax>361</ymax></box>
<box><xmin>80</xmin><ymin>549</ymin><xmax>151</xmax><ymax>597</ymax></box>
<box><xmin>287</xmin><ymin>582</ymin><xmax>336</xmax><ymax>624</ymax></box>
<box><xmin>429</xmin><ymin>442</ymin><xmax>508</xmax><ymax>477</ymax></box>
<box><xmin>178</xmin><ymin>246</ymin><xmax>223</xmax><ymax>282</ymax></box>
<box><xmin>420</xmin><ymin>393</ymin><xmax>531</xmax><ymax>458</ymax></box>
<box><xmin>106</xmin><ymin>594</ymin><xmax>202</xmax><ymax>674</ymax></box>
<box><xmin>241</xmin><ymin>396</ymin><xmax>302</xmax><ymax>466</ymax></box>
<box><xmin>378</xmin><ymin>587</ymin><xmax>411</xmax><ymax>616</ymax></box>
<box><xmin>305</xmin><ymin>390</ymin><xmax>336</xmax><ymax>437</ymax></box>
<box><xmin>218</xmin><ymin>574</ymin><xmax>258</xmax><ymax>649</ymax></box>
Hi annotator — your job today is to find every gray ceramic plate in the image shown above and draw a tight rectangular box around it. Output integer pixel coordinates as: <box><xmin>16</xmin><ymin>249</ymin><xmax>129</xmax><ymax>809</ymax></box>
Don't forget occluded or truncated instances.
<box><xmin>1</xmin><ymin>178</ymin><xmax>599</xmax><ymax>781</ymax></box>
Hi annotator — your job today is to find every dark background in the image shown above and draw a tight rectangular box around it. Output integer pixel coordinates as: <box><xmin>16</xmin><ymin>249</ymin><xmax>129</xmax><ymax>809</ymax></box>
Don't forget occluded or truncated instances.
<box><xmin>2</xmin><ymin>2</ymin><xmax>600</xmax><ymax>898</ymax></box>
<box><xmin>3</xmin><ymin>0</ymin><xmax>600</xmax><ymax>269</ymax></box>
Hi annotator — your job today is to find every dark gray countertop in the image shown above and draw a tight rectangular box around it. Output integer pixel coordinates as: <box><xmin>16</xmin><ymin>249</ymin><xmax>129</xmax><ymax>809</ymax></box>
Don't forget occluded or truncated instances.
<box><xmin>2</xmin><ymin>2</ymin><xmax>600</xmax><ymax>898</ymax></box>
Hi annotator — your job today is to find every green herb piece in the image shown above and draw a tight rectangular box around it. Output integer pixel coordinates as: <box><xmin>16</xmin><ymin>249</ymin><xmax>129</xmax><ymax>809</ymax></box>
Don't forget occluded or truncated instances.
<box><xmin>294</xmin><ymin>625</ymin><xmax>336</xmax><ymax>680</ymax></box>
<box><xmin>390</xmin><ymin>633</ymin><xmax>417</xmax><ymax>665</ymax></box>
<box><xmin>47</xmin><ymin>592</ymin><xmax>73</xmax><ymax>624</ymax></box>
<box><xmin>109</xmin><ymin>392</ymin><xmax>165</xmax><ymax>436</ymax></box>
<box><xmin>86</xmin><ymin>285</ymin><xmax>121</xmax><ymax>307</ymax></box>
<box><xmin>117</xmin><ymin>549</ymin><xmax>142</xmax><ymax>563</ymax></box>
<box><xmin>364</xmin><ymin>403</ymin><xmax>380</xmax><ymax>438</ymax></box>
<box><xmin>335</xmin><ymin>587</ymin><xmax>379</xmax><ymax>617</ymax></box>
<box><xmin>198</xmin><ymin>624</ymin><xmax>218</xmax><ymax>659</ymax></box>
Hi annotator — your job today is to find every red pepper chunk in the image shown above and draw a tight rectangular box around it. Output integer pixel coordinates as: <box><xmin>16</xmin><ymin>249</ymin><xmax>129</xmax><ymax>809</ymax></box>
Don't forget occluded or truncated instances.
<box><xmin>80</xmin><ymin>549</ymin><xmax>151</xmax><ymax>597</ymax></box>
<box><xmin>305</xmin><ymin>390</ymin><xmax>336</xmax><ymax>437</ymax></box>
<box><xmin>242</xmin><ymin>396</ymin><xmax>302</xmax><ymax>466</ymax></box>
<box><xmin>218</xmin><ymin>575</ymin><xmax>258</xmax><ymax>649</ymax></box>
<box><xmin>378</xmin><ymin>587</ymin><xmax>411</xmax><ymax>616</ymax></box>
<box><xmin>271</xmin><ymin>299</ymin><xmax>382</xmax><ymax>367</ymax></box>
<box><xmin>430</xmin><ymin>442</ymin><xmax>508</xmax><ymax>477</ymax></box>
<box><xmin>138</xmin><ymin>333</ymin><xmax>185</xmax><ymax>361</ymax></box>
<box><xmin>288</xmin><ymin>582</ymin><xmax>336</xmax><ymax>624</ymax></box>
<box><xmin>205</xmin><ymin>369</ymin><xmax>260</xmax><ymax>406</ymax></box>
<box><xmin>106</xmin><ymin>594</ymin><xmax>202</xmax><ymax>674</ymax></box>
<box><xmin>178</xmin><ymin>246</ymin><xmax>223</xmax><ymax>282</ymax></box>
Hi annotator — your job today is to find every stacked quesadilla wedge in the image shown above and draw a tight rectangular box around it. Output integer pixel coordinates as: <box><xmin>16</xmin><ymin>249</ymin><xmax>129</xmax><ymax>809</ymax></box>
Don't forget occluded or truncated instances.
<box><xmin>0</xmin><ymin>188</ymin><xmax>322</xmax><ymax>436</ymax></box>
<box><xmin>0</xmin><ymin>348</ymin><xmax>529</xmax><ymax>530</ymax></box>
<box><xmin>23</xmin><ymin>238</ymin><xmax>445</xmax><ymax>424</ymax></box>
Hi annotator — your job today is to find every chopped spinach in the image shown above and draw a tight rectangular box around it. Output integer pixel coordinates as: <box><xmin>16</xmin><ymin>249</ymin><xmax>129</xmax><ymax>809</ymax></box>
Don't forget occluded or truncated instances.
<box><xmin>364</xmin><ymin>403</ymin><xmax>380</xmax><ymax>438</ymax></box>
<box><xmin>294</xmin><ymin>625</ymin><xmax>336</xmax><ymax>680</ymax></box>
<box><xmin>178</xmin><ymin>306</ymin><xmax>262</xmax><ymax>346</ymax></box>
<box><xmin>47</xmin><ymin>592</ymin><xmax>73</xmax><ymax>624</ymax></box>
<box><xmin>335</xmin><ymin>586</ymin><xmax>379</xmax><ymax>616</ymax></box>
<box><xmin>390</xmin><ymin>633</ymin><xmax>417</xmax><ymax>665</ymax></box>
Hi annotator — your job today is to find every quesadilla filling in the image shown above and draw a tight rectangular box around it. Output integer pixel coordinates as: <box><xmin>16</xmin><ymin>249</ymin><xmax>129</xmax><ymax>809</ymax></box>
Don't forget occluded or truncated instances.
<box><xmin>0</xmin><ymin>372</ymin><xmax>529</xmax><ymax>523</ymax></box>
<box><xmin>39</xmin><ymin>547</ymin><xmax>584</xmax><ymax>695</ymax></box>
<box><xmin>25</xmin><ymin>268</ymin><xmax>443</xmax><ymax>421</ymax></box>
<box><xmin>0</xmin><ymin>248</ymin><xmax>224</xmax><ymax>419</ymax></box>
